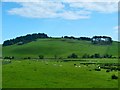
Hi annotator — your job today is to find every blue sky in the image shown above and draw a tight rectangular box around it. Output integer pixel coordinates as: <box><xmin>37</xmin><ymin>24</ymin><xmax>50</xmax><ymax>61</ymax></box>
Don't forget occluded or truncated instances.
<box><xmin>1</xmin><ymin>1</ymin><xmax>118</xmax><ymax>43</ymax></box>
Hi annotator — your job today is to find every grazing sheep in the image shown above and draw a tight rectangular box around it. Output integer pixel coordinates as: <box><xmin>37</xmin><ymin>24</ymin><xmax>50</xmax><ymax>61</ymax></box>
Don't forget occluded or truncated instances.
<box><xmin>59</xmin><ymin>65</ymin><xmax>62</xmax><ymax>67</ymax></box>
<box><xmin>16</xmin><ymin>61</ymin><xmax>21</xmax><ymax>63</ymax></box>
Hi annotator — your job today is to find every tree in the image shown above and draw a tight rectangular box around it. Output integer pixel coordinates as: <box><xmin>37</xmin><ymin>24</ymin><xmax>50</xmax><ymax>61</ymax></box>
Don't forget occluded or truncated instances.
<box><xmin>91</xmin><ymin>36</ymin><xmax>112</xmax><ymax>45</ymax></box>
<box><xmin>3</xmin><ymin>33</ymin><xmax>49</xmax><ymax>46</ymax></box>
<box><xmin>39</xmin><ymin>55</ymin><xmax>44</xmax><ymax>59</ymax></box>
<box><xmin>94</xmin><ymin>53</ymin><xmax>100</xmax><ymax>58</ymax></box>
<box><xmin>67</xmin><ymin>53</ymin><xmax>78</xmax><ymax>58</ymax></box>
<box><xmin>82</xmin><ymin>54</ymin><xmax>90</xmax><ymax>58</ymax></box>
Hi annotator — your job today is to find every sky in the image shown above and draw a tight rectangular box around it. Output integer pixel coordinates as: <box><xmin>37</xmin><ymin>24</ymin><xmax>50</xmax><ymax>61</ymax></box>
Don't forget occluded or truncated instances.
<box><xmin>1</xmin><ymin>0</ymin><xmax>119</xmax><ymax>43</ymax></box>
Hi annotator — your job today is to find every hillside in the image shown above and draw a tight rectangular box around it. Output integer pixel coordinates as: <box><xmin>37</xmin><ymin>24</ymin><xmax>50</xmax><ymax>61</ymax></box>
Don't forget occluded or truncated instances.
<box><xmin>2</xmin><ymin>38</ymin><xmax>118</xmax><ymax>58</ymax></box>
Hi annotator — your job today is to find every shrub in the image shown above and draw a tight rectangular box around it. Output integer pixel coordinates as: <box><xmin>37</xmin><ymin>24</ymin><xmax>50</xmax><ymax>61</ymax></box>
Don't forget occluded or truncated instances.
<box><xmin>94</xmin><ymin>53</ymin><xmax>100</xmax><ymax>58</ymax></box>
<box><xmin>110</xmin><ymin>67</ymin><xmax>117</xmax><ymax>71</ymax></box>
<box><xmin>111</xmin><ymin>74</ymin><xmax>118</xmax><ymax>79</ymax></box>
<box><xmin>28</xmin><ymin>57</ymin><xmax>31</xmax><ymax>59</ymax></box>
<box><xmin>39</xmin><ymin>55</ymin><xmax>44</xmax><ymax>59</ymax></box>
<box><xmin>82</xmin><ymin>54</ymin><xmax>90</xmax><ymax>58</ymax></box>
<box><xmin>4</xmin><ymin>56</ymin><xmax>14</xmax><ymax>59</ymax></box>
<box><xmin>95</xmin><ymin>68</ymin><xmax>101</xmax><ymax>71</ymax></box>
<box><xmin>67</xmin><ymin>53</ymin><xmax>78</xmax><ymax>58</ymax></box>
<box><xmin>106</xmin><ymin>69</ymin><xmax>110</xmax><ymax>72</ymax></box>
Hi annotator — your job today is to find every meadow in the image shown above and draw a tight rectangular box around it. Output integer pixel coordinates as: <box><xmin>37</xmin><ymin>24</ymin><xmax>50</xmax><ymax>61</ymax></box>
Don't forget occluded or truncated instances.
<box><xmin>2</xmin><ymin>38</ymin><xmax>119</xmax><ymax>88</ymax></box>
<box><xmin>2</xmin><ymin>38</ymin><xmax>118</xmax><ymax>58</ymax></box>
<box><xmin>2</xmin><ymin>59</ymin><xmax>118</xmax><ymax>88</ymax></box>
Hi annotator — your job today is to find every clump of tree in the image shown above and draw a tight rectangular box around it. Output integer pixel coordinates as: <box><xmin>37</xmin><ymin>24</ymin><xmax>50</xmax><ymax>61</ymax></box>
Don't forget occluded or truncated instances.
<box><xmin>82</xmin><ymin>53</ymin><xmax>113</xmax><ymax>58</ymax></box>
<box><xmin>95</xmin><ymin>68</ymin><xmax>101</xmax><ymax>71</ymax></box>
<box><xmin>23</xmin><ymin>57</ymin><xmax>31</xmax><ymax>59</ymax></box>
<box><xmin>67</xmin><ymin>53</ymin><xmax>78</xmax><ymax>58</ymax></box>
<box><xmin>63</xmin><ymin>36</ymin><xmax>91</xmax><ymax>41</ymax></box>
<box><xmin>103</xmin><ymin>54</ymin><xmax>112</xmax><ymax>58</ymax></box>
<box><xmin>111</xmin><ymin>74</ymin><xmax>118</xmax><ymax>79</ymax></box>
<box><xmin>106</xmin><ymin>69</ymin><xmax>111</xmax><ymax>72</ymax></box>
<box><xmin>4</xmin><ymin>56</ymin><xmax>14</xmax><ymax>60</ymax></box>
<box><xmin>79</xmin><ymin>37</ymin><xmax>91</xmax><ymax>41</ymax></box>
<box><xmin>64</xmin><ymin>36</ymin><xmax>76</xmax><ymax>39</ymax></box>
<box><xmin>91</xmin><ymin>36</ymin><xmax>112</xmax><ymax>45</ymax></box>
<box><xmin>3</xmin><ymin>33</ymin><xmax>49</xmax><ymax>46</ymax></box>
<box><xmin>39</xmin><ymin>55</ymin><xmax>44</xmax><ymax>59</ymax></box>
<box><xmin>82</xmin><ymin>54</ymin><xmax>90</xmax><ymax>58</ymax></box>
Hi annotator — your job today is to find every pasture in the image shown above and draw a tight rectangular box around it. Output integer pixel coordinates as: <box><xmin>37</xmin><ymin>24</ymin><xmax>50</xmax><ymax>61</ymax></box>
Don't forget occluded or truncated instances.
<box><xmin>2</xmin><ymin>38</ymin><xmax>119</xmax><ymax>58</ymax></box>
<box><xmin>2</xmin><ymin>59</ymin><xmax>118</xmax><ymax>88</ymax></box>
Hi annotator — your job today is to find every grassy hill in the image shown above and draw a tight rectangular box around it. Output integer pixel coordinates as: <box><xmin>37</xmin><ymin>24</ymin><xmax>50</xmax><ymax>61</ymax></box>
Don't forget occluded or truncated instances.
<box><xmin>2</xmin><ymin>38</ymin><xmax>118</xmax><ymax>58</ymax></box>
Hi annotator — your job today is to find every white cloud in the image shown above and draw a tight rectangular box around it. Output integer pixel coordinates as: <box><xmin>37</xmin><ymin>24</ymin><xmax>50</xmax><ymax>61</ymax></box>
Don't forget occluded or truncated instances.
<box><xmin>8</xmin><ymin>2</ymin><xmax>65</xmax><ymax>18</ymax></box>
<box><xmin>69</xmin><ymin>2</ymin><xmax>118</xmax><ymax>13</ymax></box>
<box><xmin>2</xmin><ymin>0</ymin><xmax>118</xmax><ymax>20</ymax></box>
<box><xmin>59</xmin><ymin>11</ymin><xmax>90</xmax><ymax>20</ymax></box>
<box><xmin>7</xmin><ymin>1</ymin><xmax>91</xmax><ymax>20</ymax></box>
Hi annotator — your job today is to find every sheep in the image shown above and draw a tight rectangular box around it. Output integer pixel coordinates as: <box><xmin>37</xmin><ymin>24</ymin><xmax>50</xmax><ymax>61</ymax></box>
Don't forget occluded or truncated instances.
<box><xmin>59</xmin><ymin>65</ymin><xmax>62</xmax><ymax>67</ymax></box>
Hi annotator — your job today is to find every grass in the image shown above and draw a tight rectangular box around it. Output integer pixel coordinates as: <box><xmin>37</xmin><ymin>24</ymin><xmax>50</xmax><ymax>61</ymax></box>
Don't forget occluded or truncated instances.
<box><xmin>2</xmin><ymin>38</ymin><xmax>119</xmax><ymax>88</ymax></box>
<box><xmin>2</xmin><ymin>38</ymin><xmax>119</xmax><ymax>58</ymax></box>
<box><xmin>2</xmin><ymin>59</ymin><xmax>118</xmax><ymax>88</ymax></box>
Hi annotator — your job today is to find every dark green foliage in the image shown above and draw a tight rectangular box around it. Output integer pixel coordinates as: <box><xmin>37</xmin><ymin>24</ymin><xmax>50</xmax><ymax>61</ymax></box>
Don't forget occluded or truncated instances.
<box><xmin>83</xmin><ymin>53</ymin><xmax>113</xmax><ymax>59</ymax></box>
<box><xmin>82</xmin><ymin>54</ymin><xmax>90</xmax><ymax>58</ymax></box>
<box><xmin>91</xmin><ymin>36</ymin><xmax>112</xmax><ymax>45</ymax></box>
<box><xmin>111</xmin><ymin>74</ymin><xmax>118</xmax><ymax>79</ymax></box>
<box><xmin>94</xmin><ymin>53</ymin><xmax>100</xmax><ymax>58</ymax></box>
<box><xmin>3</xmin><ymin>33</ymin><xmax>49</xmax><ymax>46</ymax></box>
<box><xmin>28</xmin><ymin>57</ymin><xmax>31</xmax><ymax>59</ymax></box>
<box><xmin>103</xmin><ymin>54</ymin><xmax>112</xmax><ymax>58</ymax></box>
<box><xmin>79</xmin><ymin>37</ymin><xmax>91</xmax><ymax>41</ymax></box>
<box><xmin>89</xmin><ymin>53</ymin><xmax>100</xmax><ymax>58</ymax></box>
<box><xmin>39</xmin><ymin>55</ymin><xmax>44</xmax><ymax>59</ymax></box>
<box><xmin>4</xmin><ymin>56</ymin><xmax>14</xmax><ymax>60</ymax></box>
<box><xmin>24</xmin><ymin>57</ymin><xmax>31</xmax><ymax>59</ymax></box>
<box><xmin>95</xmin><ymin>68</ymin><xmax>101</xmax><ymax>71</ymax></box>
<box><xmin>64</xmin><ymin>36</ymin><xmax>75</xmax><ymax>39</ymax></box>
<box><xmin>63</xmin><ymin>36</ymin><xmax>91</xmax><ymax>41</ymax></box>
<box><xmin>106</xmin><ymin>69</ymin><xmax>110</xmax><ymax>72</ymax></box>
<box><xmin>67</xmin><ymin>53</ymin><xmax>78</xmax><ymax>58</ymax></box>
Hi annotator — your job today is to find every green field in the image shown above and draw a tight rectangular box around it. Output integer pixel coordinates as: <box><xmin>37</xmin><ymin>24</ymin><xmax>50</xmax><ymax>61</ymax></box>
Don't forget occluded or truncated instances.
<box><xmin>2</xmin><ymin>38</ymin><xmax>119</xmax><ymax>58</ymax></box>
<box><xmin>2</xmin><ymin>59</ymin><xmax>118</xmax><ymax>88</ymax></box>
<box><xmin>2</xmin><ymin>38</ymin><xmax>119</xmax><ymax>88</ymax></box>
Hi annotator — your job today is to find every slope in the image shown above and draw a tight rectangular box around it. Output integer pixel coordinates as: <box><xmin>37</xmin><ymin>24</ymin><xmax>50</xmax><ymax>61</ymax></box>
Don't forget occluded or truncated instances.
<box><xmin>2</xmin><ymin>38</ymin><xmax>118</xmax><ymax>58</ymax></box>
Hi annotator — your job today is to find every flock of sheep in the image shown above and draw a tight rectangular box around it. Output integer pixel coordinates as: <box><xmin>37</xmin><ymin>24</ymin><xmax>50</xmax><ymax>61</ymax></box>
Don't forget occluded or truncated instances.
<box><xmin>3</xmin><ymin>59</ymin><xmax>102</xmax><ymax>70</ymax></box>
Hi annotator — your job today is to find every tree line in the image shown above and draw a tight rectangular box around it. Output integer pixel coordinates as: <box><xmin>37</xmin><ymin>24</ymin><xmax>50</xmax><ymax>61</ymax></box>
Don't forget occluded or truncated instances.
<box><xmin>91</xmin><ymin>36</ymin><xmax>112</xmax><ymax>44</ymax></box>
<box><xmin>3</xmin><ymin>33</ymin><xmax>113</xmax><ymax>46</ymax></box>
<box><xmin>3</xmin><ymin>33</ymin><xmax>49</xmax><ymax>46</ymax></box>
<box><xmin>63</xmin><ymin>36</ymin><xmax>91</xmax><ymax>41</ymax></box>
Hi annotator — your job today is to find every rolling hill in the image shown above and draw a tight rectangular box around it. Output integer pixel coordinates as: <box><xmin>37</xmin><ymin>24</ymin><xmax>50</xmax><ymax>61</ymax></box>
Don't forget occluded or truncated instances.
<box><xmin>2</xmin><ymin>38</ymin><xmax>118</xmax><ymax>58</ymax></box>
